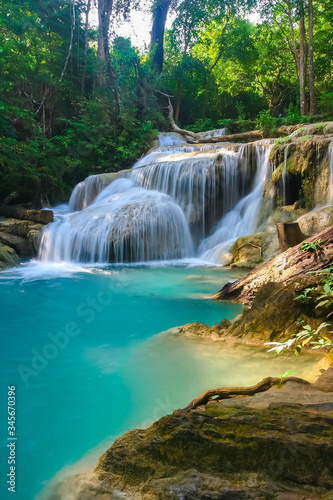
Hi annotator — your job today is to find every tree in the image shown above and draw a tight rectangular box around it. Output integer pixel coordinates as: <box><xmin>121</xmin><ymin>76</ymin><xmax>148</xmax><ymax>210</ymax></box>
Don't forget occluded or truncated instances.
<box><xmin>150</xmin><ymin>0</ymin><xmax>173</xmax><ymax>73</ymax></box>
<box><xmin>97</xmin><ymin>0</ymin><xmax>121</xmax><ymax>117</ymax></box>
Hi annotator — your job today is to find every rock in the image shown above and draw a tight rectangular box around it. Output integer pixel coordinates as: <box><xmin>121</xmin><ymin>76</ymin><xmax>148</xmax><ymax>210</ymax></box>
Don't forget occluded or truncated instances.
<box><xmin>228</xmin><ymin>232</ymin><xmax>280</xmax><ymax>269</ymax></box>
<box><xmin>298</xmin><ymin>206</ymin><xmax>333</xmax><ymax>238</ymax></box>
<box><xmin>313</xmin><ymin>367</ymin><xmax>333</xmax><ymax>393</ymax></box>
<box><xmin>269</xmin><ymin>135</ymin><xmax>333</xmax><ymax>209</ymax></box>
<box><xmin>0</xmin><ymin>231</ymin><xmax>30</xmax><ymax>256</ymax></box>
<box><xmin>0</xmin><ymin>217</ymin><xmax>44</xmax><ymax>257</ymax></box>
<box><xmin>89</xmin><ymin>379</ymin><xmax>333</xmax><ymax>499</ymax></box>
<box><xmin>266</xmin><ymin>205</ymin><xmax>307</xmax><ymax>226</ymax></box>
<box><xmin>181</xmin><ymin>275</ymin><xmax>329</xmax><ymax>345</ymax></box>
<box><xmin>0</xmin><ymin>244</ymin><xmax>20</xmax><ymax>270</ymax></box>
<box><xmin>0</xmin><ymin>218</ymin><xmax>35</xmax><ymax>237</ymax></box>
<box><xmin>27</xmin><ymin>228</ymin><xmax>43</xmax><ymax>255</ymax></box>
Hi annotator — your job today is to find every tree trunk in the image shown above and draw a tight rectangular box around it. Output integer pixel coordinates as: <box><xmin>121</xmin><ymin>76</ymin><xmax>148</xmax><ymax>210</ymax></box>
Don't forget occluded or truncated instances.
<box><xmin>308</xmin><ymin>0</ymin><xmax>316</xmax><ymax>115</ymax></box>
<box><xmin>299</xmin><ymin>0</ymin><xmax>307</xmax><ymax>115</ymax></box>
<box><xmin>97</xmin><ymin>0</ymin><xmax>121</xmax><ymax>117</ymax></box>
<box><xmin>286</xmin><ymin>5</ymin><xmax>300</xmax><ymax>78</ymax></box>
<box><xmin>0</xmin><ymin>205</ymin><xmax>54</xmax><ymax>224</ymax></box>
<box><xmin>175</xmin><ymin>81</ymin><xmax>181</xmax><ymax>121</ymax></box>
<box><xmin>81</xmin><ymin>0</ymin><xmax>91</xmax><ymax>99</ymax></box>
<box><xmin>150</xmin><ymin>0</ymin><xmax>171</xmax><ymax>73</ymax></box>
<box><xmin>214</xmin><ymin>225</ymin><xmax>333</xmax><ymax>304</ymax></box>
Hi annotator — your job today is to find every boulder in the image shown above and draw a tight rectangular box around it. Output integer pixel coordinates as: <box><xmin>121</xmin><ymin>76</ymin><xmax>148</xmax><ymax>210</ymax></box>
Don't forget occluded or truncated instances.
<box><xmin>0</xmin><ymin>218</ymin><xmax>44</xmax><ymax>257</ymax></box>
<box><xmin>89</xmin><ymin>378</ymin><xmax>333</xmax><ymax>499</ymax></box>
<box><xmin>0</xmin><ymin>231</ymin><xmax>30</xmax><ymax>256</ymax></box>
<box><xmin>228</xmin><ymin>232</ymin><xmax>280</xmax><ymax>269</ymax></box>
<box><xmin>298</xmin><ymin>206</ymin><xmax>333</xmax><ymax>238</ymax></box>
<box><xmin>0</xmin><ymin>244</ymin><xmax>20</xmax><ymax>270</ymax></box>
<box><xmin>180</xmin><ymin>275</ymin><xmax>328</xmax><ymax>345</ymax></box>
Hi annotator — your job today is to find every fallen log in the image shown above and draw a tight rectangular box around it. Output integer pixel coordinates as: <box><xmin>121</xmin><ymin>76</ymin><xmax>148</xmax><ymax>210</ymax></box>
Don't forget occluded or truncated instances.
<box><xmin>214</xmin><ymin>224</ymin><xmax>333</xmax><ymax>304</ymax></box>
<box><xmin>157</xmin><ymin>91</ymin><xmax>290</xmax><ymax>144</ymax></box>
<box><xmin>184</xmin><ymin>376</ymin><xmax>310</xmax><ymax>411</ymax></box>
<box><xmin>0</xmin><ymin>204</ymin><xmax>53</xmax><ymax>224</ymax></box>
<box><xmin>200</xmin><ymin>130</ymin><xmax>263</xmax><ymax>143</ymax></box>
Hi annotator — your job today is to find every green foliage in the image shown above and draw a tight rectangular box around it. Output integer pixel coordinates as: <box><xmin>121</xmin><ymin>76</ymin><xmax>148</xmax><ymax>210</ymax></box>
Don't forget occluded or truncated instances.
<box><xmin>279</xmin><ymin>370</ymin><xmax>295</xmax><ymax>378</ymax></box>
<box><xmin>256</xmin><ymin>110</ymin><xmax>279</xmax><ymax>137</ymax></box>
<box><xmin>301</xmin><ymin>239</ymin><xmax>323</xmax><ymax>252</ymax></box>
<box><xmin>265</xmin><ymin>322</ymin><xmax>332</xmax><ymax>356</ymax></box>
<box><xmin>294</xmin><ymin>288</ymin><xmax>314</xmax><ymax>304</ymax></box>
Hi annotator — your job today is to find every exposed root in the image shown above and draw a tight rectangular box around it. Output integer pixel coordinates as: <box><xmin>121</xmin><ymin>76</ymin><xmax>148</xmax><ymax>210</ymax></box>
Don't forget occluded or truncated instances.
<box><xmin>184</xmin><ymin>376</ymin><xmax>311</xmax><ymax>411</ymax></box>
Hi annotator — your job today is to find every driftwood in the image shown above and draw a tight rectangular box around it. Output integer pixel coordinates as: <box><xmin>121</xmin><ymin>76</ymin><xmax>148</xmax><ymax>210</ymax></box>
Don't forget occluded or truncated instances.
<box><xmin>156</xmin><ymin>92</ymin><xmax>289</xmax><ymax>144</ymax></box>
<box><xmin>214</xmin><ymin>224</ymin><xmax>333</xmax><ymax>304</ymax></box>
<box><xmin>184</xmin><ymin>376</ymin><xmax>310</xmax><ymax>411</ymax></box>
<box><xmin>199</xmin><ymin>130</ymin><xmax>263</xmax><ymax>143</ymax></box>
<box><xmin>0</xmin><ymin>204</ymin><xmax>53</xmax><ymax>224</ymax></box>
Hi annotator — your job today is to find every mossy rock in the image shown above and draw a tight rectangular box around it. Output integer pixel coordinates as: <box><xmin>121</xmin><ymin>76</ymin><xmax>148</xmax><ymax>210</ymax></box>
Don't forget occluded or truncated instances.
<box><xmin>0</xmin><ymin>243</ymin><xmax>20</xmax><ymax>270</ymax></box>
<box><xmin>92</xmin><ymin>378</ymin><xmax>333</xmax><ymax>499</ymax></box>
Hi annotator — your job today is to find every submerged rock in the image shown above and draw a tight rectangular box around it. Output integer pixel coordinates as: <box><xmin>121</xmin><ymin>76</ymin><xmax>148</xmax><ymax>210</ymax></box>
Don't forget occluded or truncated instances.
<box><xmin>0</xmin><ymin>243</ymin><xmax>20</xmax><ymax>270</ymax></box>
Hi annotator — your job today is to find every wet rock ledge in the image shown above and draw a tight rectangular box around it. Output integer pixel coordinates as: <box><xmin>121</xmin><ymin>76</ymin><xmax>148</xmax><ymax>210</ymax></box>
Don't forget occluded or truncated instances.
<box><xmin>53</xmin><ymin>371</ymin><xmax>333</xmax><ymax>500</ymax></box>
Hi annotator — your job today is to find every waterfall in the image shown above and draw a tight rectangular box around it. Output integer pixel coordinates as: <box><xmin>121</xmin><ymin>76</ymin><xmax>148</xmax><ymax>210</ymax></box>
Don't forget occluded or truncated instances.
<box><xmin>39</xmin><ymin>133</ymin><xmax>272</xmax><ymax>265</ymax></box>
<box><xmin>198</xmin><ymin>142</ymin><xmax>273</xmax><ymax>264</ymax></box>
<box><xmin>281</xmin><ymin>144</ymin><xmax>290</xmax><ymax>206</ymax></box>
<box><xmin>39</xmin><ymin>184</ymin><xmax>194</xmax><ymax>263</ymax></box>
<box><xmin>328</xmin><ymin>142</ymin><xmax>333</xmax><ymax>205</ymax></box>
<box><xmin>68</xmin><ymin>175</ymin><xmax>111</xmax><ymax>212</ymax></box>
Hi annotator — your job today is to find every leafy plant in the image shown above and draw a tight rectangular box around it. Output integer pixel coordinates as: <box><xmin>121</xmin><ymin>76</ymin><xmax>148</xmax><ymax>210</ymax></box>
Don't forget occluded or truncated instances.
<box><xmin>265</xmin><ymin>322</ymin><xmax>332</xmax><ymax>356</ymax></box>
<box><xmin>301</xmin><ymin>239</ymin><xmax>323</xmax><ymax>252</ymax></box>
<box><xmin>279</xmin><ymin>370</ymin><xmax>295</xmax><ymax>378</ymax></box>
<box><xmin>257</xmin><ymin>110</ymin><xmax>279</xmax><ymax>137</ymax></box>
<box><xmin>294</xmin><ymin>287</ymin><xmax>313</xmax><ymax>304</ymax></box>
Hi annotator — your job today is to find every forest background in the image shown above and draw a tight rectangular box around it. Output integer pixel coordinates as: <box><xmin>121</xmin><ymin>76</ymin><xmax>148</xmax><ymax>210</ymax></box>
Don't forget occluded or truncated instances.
<box><xmin>0</xmin><ymin>0</ymin><xmax>332</xmax><ymax>204</ymax></box>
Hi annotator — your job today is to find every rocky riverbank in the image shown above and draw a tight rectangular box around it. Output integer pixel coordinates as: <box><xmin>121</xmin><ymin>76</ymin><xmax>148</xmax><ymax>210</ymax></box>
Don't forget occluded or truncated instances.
<box><xmin>48</xmin><ymin>370</ymin><xmax>333</xmax><ymax>500</ymax></box>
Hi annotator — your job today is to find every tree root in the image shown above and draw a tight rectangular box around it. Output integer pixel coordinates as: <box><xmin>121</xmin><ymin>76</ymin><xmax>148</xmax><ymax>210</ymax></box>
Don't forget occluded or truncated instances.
<box><xmin>183</xmin><ymin>376</ymin><xmax>311</xmax><ymax>411</ymax></box>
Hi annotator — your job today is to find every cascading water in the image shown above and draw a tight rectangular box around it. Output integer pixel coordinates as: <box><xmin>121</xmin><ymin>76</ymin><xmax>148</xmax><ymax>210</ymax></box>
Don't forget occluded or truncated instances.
<box><xmin>68</xmin><ymin>174</ymin><xmax>111</xmax><ymax>212</ymax></box>
<box><xmin>198</xmin><ymin>141</ymin><xmax>273</xmax><ymax>264</ymax></box>
<box><xmin>327</xmin><ymin>141</ymin><xmax>333</xmax><ymax>205</ymax></box>
<box><xmin>281</xmin><ymin>144</ymin><xmax>290</xmax><ymax>206</ymax></box>
<box><xmin>39</xmin><ymin>133</ymin><xmax>272</xmax><ymax>265</ymax></box>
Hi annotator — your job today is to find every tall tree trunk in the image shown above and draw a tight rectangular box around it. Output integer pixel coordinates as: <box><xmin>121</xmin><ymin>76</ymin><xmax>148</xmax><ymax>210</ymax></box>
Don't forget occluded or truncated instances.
<box><xmin>299</xmin><ymin>0</ymin><xmax>307</xmax><ymax>115</ymax></box>
<box><xmin>285</xmin><ymin>5</ymin><xmax>300</xmax><ymax>78</ymax></box>
<box><xmin>150</xmin><ymin>0</ymin><xmax>171</xmax><ymax>73</ymax></box>
<box><xmin>81</xmin><ymin>0</ymin><xmax>91</xmax><ymax>99</ymax></box>
<box><xmin>97</xmin><ymin>0</ymin><xmax>121</xmax><ymax>117</ymax></box>
<box><xmin>175</xmin><ymin>81</ymin><xmax>181</xmax><ymax>121</ymax></box>
<box><xmin>308</xmin><ymin>0</ymin><xmax>316</xmax><ymax>114</ymax></box>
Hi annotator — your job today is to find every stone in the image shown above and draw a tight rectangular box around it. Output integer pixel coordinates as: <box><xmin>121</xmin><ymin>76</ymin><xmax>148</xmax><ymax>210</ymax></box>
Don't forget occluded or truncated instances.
<box><xmin>313</xmin><ymin>367</ymin><xmax>333</xmax><ymax>393</ymax></box>
<box><xmin>228</xmin><ymin>232</ymin><xmax>280</xmax><ymax>269</ymax></box>
<box><xmin>0</xmin><ymin>231</ymin><xmax>30</xmax><ymax>256</ymax></box>
<box><xmin>87</xmin><ymin>379</ymin><xmax>333</xmax><ymax>499</ymax></box>
<box><xmin>0</xmin><ymin>218</ymin><xmax>44</xmax><ymax>256</ymax></box>
<box><xmin>0</xmin><ymin>244</ymin><xmax>20</xmax><ymax>270</ymax></box>
<box><xmin>297</xmin><ymin>207</ymin><xmax>333</xmax><ymax>238</ymax></box>
<box><xmin>180</xmin><ymin>275</ymin><xmax>330</xmax><ymax>345</ymax></box>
